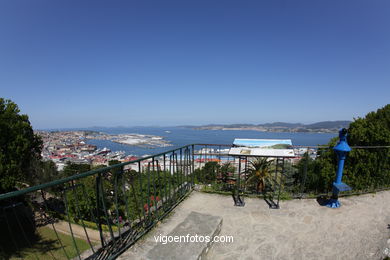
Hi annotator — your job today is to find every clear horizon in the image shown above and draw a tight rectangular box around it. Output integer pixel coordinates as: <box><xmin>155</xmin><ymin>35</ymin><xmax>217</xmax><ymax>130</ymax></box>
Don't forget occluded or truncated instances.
<box><xmin>1</xmin><ymin>1</ymin><xmax>389</xmax><ymax>129</ymax></box>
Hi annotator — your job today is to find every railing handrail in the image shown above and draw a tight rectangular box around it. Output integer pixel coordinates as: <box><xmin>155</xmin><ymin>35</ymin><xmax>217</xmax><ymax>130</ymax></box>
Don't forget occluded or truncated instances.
<box><xmin>1</xmin><ymin>143</ymin><xmax>389</xmax><ymax>200</ymax></box>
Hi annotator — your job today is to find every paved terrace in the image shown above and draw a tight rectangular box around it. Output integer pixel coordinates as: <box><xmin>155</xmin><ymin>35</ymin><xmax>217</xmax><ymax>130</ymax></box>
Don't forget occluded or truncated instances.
<box><xmin>119</xmin><ymin>190</ymin><xmax>390</xmax><ymax>260</ymax></box>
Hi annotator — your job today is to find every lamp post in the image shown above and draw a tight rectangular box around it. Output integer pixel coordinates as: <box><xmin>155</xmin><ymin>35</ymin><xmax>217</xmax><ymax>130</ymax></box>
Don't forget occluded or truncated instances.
<box><xmin>326</xmin><ymin>128</ymin><xmax>352</xmax><ymax>208</ymax></box>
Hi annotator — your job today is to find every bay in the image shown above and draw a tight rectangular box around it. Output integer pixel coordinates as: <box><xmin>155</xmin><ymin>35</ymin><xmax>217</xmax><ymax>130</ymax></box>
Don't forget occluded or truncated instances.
<box><xmin>83</xmin><ymin>127</ymin><xmax>336</xmax><ymax>156</ymax></box>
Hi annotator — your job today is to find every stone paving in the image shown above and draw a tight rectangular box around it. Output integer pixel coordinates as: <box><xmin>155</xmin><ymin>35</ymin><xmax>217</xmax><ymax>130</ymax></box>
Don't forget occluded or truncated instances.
<box><xmin>146</xmin><ymin>211</ymin><xmax>222</xmax><ymax>260</ymax></box>
<box><xmin>119</xmin><ymin>191</ymin><xmax>390</xmax><ymax>260</ymax></box>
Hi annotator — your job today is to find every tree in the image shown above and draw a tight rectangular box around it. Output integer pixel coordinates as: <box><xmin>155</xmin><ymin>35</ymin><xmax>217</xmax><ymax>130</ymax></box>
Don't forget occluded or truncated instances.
<box><xmin>108</xmin><ymin>160</ymin><xmax>122</xmax><ymax>176</ymax></box>
<box><xmin>64</xmin><ymin>175</ymin><xmax>97</xmax><ymax>222</ymax></box>
<box><xmin>246</xmin><ymin>158</ymin><xmax>273</xmax><ymax>193</ymax></box>
<box><xmin>294</xmin><ymin>150</ymin><xmax>335</xmax><ymax>193</ymax></box>
<box><xmin>299</xmin><ymin>104</ymin><xmax>390</xmax><ymax>193</ymax></box>
<box><xmin>29</xmin><ymin>159</ymin><xmax>59</xmax><ymax>186</ymax></box>
<box><xmin>219</xmin><ymin>162</ymin><xmax>235</xmax><ymax>183</ymax></box>
<box><xmin>0</xmin><ymin>99</ymin><xmax>42</xmax><ymax>258</ymax></box>
<box><xmin>348</xmin><ymin>104</ymin><xmax>390</xmax><ymax>147</ymax></box>
<box><xmin>343</xmin><ymin>104</ymin><xmax>390</xmax><ymax>189</ymax></box>
<box><xmin>0</xmin><ymin>98</ymin><xmax>42</xmax><ymax>193</ymax></box>
<box><xmin>61</xmin><ymin>163</ymin><xmax>102</xmax><ymax>222</ymax></box>
<box><xmin>201</xmin><ymin>162</ymin><xmax>220</xmax><ymax>183</ymax></box>
<box><xmin>61</xmin><ymin>162</ymin><xmax>91</xmax><ymax>178</ymax></box>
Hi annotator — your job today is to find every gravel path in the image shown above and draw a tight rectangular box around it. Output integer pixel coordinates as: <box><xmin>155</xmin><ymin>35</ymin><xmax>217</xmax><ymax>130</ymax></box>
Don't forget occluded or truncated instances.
<box><xmin>120</xmin><ymin>190</ymin><xmax>390</xmax><ymax>260</ymax></box>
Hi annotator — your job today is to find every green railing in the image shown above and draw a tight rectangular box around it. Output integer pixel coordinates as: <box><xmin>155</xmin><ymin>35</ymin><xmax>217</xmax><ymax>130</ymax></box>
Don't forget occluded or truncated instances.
<box><xmin>192</xmin><ymin>144</ymin><xmax>390</xmax><ymax>202</ymax></box>
<box><xmin>1</xmin><ymin>143</ymin><xmax>389</xmax><ymax>259</ymax></box>
<box><xmin>0</xmin><ymin>145</ymin><xmax>195</xmax><ymax>260</ymax></box>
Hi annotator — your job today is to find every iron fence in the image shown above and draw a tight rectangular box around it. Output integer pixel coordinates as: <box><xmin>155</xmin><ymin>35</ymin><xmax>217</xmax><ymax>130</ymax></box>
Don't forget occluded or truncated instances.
<box><xmin>192</xmin><ymin>144</ymin><xmax>390</xmax><ymax>200</ymax></box>
<box><xmin>0</xmin><ymin>145</ymin><xmax>195</xmax><ymax>260</ymax></box>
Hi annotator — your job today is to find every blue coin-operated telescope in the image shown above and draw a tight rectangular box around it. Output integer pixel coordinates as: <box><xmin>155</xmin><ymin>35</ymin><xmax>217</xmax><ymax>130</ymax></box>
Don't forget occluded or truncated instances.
<box><xmin>326</xmin><ymin>128</ymin><xmax>352</xmax><ymax>208</ymax></box>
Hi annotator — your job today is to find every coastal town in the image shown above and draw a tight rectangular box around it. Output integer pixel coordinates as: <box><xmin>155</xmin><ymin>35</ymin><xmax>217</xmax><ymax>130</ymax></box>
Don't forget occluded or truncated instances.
<box><xmin>37</xmin><ymin>131</ymin><xmax>171</xmax><ymax>170</ymax></box>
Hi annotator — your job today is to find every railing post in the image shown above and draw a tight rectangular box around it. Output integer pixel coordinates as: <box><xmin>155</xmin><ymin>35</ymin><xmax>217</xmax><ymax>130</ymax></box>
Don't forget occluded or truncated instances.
<box><xmin>234</xmin><ymin>156</ymin><xmax>245</xmax><ymax>206</ymax></box>
<box><xmin>180</xmin><ymin>148</ymin><xmax>183</xmax><ymax>195</ymax></box>
<box><xmin>114</xmin><ymin>166</ymin><xmax>122</xmax><ymax>239</ymax></box>
<box><xmin>163</xmin><ymin>154</ymin><xmax>168</xmax><ymax>206</ymax></box>
<box><xmin>156</xmin><ymin>159</ymin><xmax>163</xmax><ymax>217</ymax></box>
<box><xmin>63</xmin><ymin>187</ymin><xmax>81</xmax><ymax>259</ymax></box>
<box><xmin>138</xmin><ymin>161</ymin><xmax>146</xmax><ymax>225</ymax></box>
<box><xmin>276</xmin><ymin>158</ymin><xmax>285</xmax><ymax>209</ymax></box>
<box><xmin>146</xmin><ymin>162</ymin><xmax>152</xmax><ymax>224</ymax></box>
<box><xmin>151</xmin><ymin>158</ymin><xmax>158</xmax><ymax>216</ymax></box>
<box><xmin>300</xmin><ymin>148</ymin><xmax>309</xmax><ymax>196</ymax></box>
<box><xmin>95</xmin><ymin>173</ymin><xmax>105</xmax><ymax>246</ymax></box>
<box><xmin>192</xmin><ymin>145</ymin><xmax>195</xmax><ymax>187</ymax></box>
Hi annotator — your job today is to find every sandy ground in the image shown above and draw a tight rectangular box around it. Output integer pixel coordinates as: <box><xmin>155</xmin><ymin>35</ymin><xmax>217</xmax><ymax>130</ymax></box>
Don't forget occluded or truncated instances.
<box><xmin>119</xmin><ymin>191</ymin><xmax>390</xmax><ymax>260</ymax></box>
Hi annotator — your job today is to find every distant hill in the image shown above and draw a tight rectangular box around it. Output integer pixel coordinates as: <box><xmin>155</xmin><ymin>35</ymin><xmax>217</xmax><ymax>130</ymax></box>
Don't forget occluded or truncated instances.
<box><xmin>259</xmin><ymin>122</ymin><xmax>304</xmax><ymax>128</ymax></box>
<box><xmin>185</xmin><ymin>120</ymin><xmax>351</xmax><ymax>133</ymax></box>
<box><xmin>305</xmin><ymin>121</ymin><xmax>351</xmax><ymax>129</ymax></box>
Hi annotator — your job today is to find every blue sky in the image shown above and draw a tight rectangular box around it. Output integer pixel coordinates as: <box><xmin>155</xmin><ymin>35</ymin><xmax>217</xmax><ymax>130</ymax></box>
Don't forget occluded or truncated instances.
<box><xmin>1</xmin><ymin>0</ymin><xmax>389</xmax><ymax>129</ymax></box>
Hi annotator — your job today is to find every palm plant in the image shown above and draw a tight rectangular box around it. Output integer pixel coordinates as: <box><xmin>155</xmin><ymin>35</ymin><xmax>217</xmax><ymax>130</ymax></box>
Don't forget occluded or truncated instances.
<box><xmin>219</xmin><ymin>162</ymin><xmax>235</xmax><ymax>183</ymax></box>
<box><xmin>246</xmin><ymin>158</ymin><xmax>273</xmax><ymax>193</ymax></box>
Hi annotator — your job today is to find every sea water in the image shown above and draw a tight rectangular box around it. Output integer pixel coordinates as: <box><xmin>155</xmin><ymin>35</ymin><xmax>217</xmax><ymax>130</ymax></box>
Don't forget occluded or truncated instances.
<box><xmin>82</xmin><ymin>127</ymin><xmax>336</xmax><ymax>156</ymax></box>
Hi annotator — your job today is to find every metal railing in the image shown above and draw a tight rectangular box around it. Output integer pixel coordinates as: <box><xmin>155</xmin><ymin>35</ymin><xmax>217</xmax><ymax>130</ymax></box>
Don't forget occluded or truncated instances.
<box><xmin>192</xmin><ymin>144</ymin><xmax>390</xmax><ymax>200</ymax></box>
<box><xmin>0</xmin><ymin>145</ymin><xmax>195</xmax><ymax>260</ymax></box>
<box><xmin>0</xmin><ymin>143</ymin><xmax>389</xmax><ymax>259</ymax></box>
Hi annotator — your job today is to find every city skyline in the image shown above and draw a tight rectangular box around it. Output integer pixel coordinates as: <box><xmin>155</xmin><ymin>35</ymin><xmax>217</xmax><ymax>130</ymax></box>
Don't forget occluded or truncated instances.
<box><xmin>1</xmin><ymin>0</ymin><xmax>389</xmax><ymax>129</ymax></box>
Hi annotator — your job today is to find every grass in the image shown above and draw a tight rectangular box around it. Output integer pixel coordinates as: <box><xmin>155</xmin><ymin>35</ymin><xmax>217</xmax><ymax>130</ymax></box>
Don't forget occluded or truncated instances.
<box><xmin>8</xmin><ymin>226</ymin><xmax>92</xmax><ymax>260</ymax></box>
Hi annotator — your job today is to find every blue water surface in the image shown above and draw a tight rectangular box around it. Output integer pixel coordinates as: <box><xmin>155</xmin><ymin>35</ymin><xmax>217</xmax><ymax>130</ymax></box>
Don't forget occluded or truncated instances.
<box><xmin>78</xmin><ymin>127</ymin><xmax>336</xmax><ymax>156</ymax></box>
